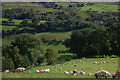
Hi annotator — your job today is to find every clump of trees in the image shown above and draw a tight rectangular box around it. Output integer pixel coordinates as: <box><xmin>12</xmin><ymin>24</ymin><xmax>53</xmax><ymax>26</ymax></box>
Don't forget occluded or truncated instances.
<box><xmin>2</xmin><ymin>34</ymin><xmax>46</xmax><ymax>71</ymax></box>
<box><xmin>64</xmin><ymin>22</ymin><xmax>120</xmax><ymax>58</ymax></box>
<box><xmin>2</xmin><ymin>34</ymin><xmax>59</xmax><ymax>71</ymax></box>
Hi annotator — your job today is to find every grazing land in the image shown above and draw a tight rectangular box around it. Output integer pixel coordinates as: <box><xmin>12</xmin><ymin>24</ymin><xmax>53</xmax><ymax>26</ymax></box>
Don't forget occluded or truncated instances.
<box><xmin>2</xmin><ymin>57</ymin><xmax>118</xmax><ymax>78</ymax></box>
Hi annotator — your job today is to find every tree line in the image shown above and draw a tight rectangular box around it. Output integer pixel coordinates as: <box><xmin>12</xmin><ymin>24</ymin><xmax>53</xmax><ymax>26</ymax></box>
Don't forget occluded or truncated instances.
<box><xmin>64</xmin><ymin>22</ymin><xmax>120</xmax><ymax>58</ymax></box>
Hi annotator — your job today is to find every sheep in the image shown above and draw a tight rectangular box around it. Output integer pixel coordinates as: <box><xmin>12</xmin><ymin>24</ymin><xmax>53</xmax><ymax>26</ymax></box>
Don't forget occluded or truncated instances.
<box><xmin>99</xmin><ymin>67</ymin><xmax>102</xmax><ymax>70</ymax></box>
<box><xmin>80</xmin><ymin>71</ymin><xmax>85</xmax><ymax>75</ymax></box>
<box><xmin>64</xmin><ymin>70</ymin><xmax>77</xmax><ymax>76</ymax></box>
<box><xmin>58</xmin><ymin>63</ymin><xmax>60</xmax><ymax>65</ymax></box>
<box><xmin>74</xmin><ymin>64</ymin><xmax>77</xmax><ymax>67</ymax></box>
<box><xmin>59</xmin><ymin>68</ymin><xmax>62</xmax><ymax>71</ymax></box>
<box><xmin>102</xmin><ymin>61</ymin><xmax>106</xmax><ymax>63</ymax></box>
<box><xmin>5</xmin><ymin>70</ymin><xmax>10</xmax><ymax>73</ymax></box>
<box><xmin>36</xmin><ymin>70</ymin><xmax>39</xmax><ymax>73</ymax></box>
<box><xmin>88</xmin><ymin>73</ymin><xmax>92</xmax><ymax>76</ymax></box>
<box><xmin>83</xmin><ymin>57</ymin><xmax>85</xmax><ymax>59</ymax></box>
<box><xmin>15</xmin><ymin>67</ymin><xmax>25</xmax><ymax>72</ymax></box>
<box><xmin>93</xmin><ymin>62</ymin><xmax>98</xmax><ymax>64</ymax></box>
<box><xmin>36</xmin><ymin>69</ymin><xmax>50</xmax><ymax>73</ymax></box>
<box><xmin>64</xmin><ymin>71</ymin><xmax>69</xmax><ymax>75</ymax></box>
<box><xmin>94</xmin><ymin>70</ymin><xmax>111</xmax><ymax>78</ymax></box>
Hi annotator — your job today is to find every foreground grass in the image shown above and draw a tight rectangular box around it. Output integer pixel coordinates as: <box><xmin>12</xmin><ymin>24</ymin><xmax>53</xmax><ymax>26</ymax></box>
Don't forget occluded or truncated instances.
<box><xmin>2</xmin><ymin>58</ymin><xmax>118</xmax><ymax>78</ymax></box>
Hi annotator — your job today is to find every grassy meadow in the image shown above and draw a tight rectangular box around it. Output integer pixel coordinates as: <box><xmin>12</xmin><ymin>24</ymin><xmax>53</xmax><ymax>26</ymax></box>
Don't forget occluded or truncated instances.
<box><xmin>2</xmin><ymin>57</ymin><xmax>118</xmax><ymax>78</ymax></box>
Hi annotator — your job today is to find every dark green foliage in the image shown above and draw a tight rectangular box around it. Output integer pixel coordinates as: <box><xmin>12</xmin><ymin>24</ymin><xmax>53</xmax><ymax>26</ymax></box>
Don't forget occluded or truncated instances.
<box><xmin>109</xmin><ymin>23</ymin><xmax>120</xmax><ymax>56</ymax></box>
<box><xmin>2</xmin><ymin>34</ymin><xmax>45</xmax><ymax>70</ymax></box>
<box><xmin>2</xmin><ymin>57</ymin><xmax>14</xmax><ymax>71</ymax></box>
<box><xmin>64</xmin><ymin>22</ymin><xmax>113</xmax><ymax>58</ymax></box>
<box><xmin>45</xmin><ymin>47</ymin><xmax>58</xmax><ymax>65</ymax></box>
<box><xmin>20</xmin><ymin>19</ymin><xmax>29</xmax><ymax>26</ymax></box>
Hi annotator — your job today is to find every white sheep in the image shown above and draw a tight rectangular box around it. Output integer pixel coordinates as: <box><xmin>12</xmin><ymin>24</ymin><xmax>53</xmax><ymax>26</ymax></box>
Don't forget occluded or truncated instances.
<box><xmin>93</xmin><ymin>62</ymin><xmax>98</xmax><ymax>64</ymax></box>
<box><xmin>88</xmin><ymin>73</ymin><xmax>92</xmax><ymax>75</ymax></box>
<box><xmin>80</xmin><ymin>71</ymin><xmax>85</xmax><ymax>75</ymax></box>
<box><xmin>5</xmin><ymin>70</ymin><xmax>10</xmax><ymax>73</ymax></box>
<box><xmin>94</xmin><ymin>70</ymin><xmax>111</xmax><ymax>78</ymax></box>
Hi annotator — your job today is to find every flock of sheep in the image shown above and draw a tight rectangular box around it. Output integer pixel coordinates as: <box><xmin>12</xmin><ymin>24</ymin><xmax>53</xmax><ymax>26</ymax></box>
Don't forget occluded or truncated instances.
<box><xmin>4</xmin><ymin>58</ymin><xmax>119</xmax><ymax>78</ymax></box>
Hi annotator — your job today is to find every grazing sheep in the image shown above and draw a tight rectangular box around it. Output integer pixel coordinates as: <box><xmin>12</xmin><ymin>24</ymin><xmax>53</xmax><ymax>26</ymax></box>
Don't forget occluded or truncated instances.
<box><xmin>107</xmin><ymin>61</ymin><xmax>110</xmax><ymax>63</ymax></box>
<box><xmin>59</xmin><ymin>68</ymin><xmax>62</xmax><ymax>71</ymax></box>
<box><xmin>93</xmin><ymin>62</ymin><xmax>98</xmax><ymax>64</ymax></box>
<box><xmin>57</xmin><ymin>64</ymin><xmax>60</xmax><ymax>66</ymax></box>
<box><xmin>80</xmin><ymin>71</ymin><xmax>85</xmax><ymax>75</ymax></box>
<box><xmin>83</xmin><ymin>57</ymin><xmax>85</xmax><ymax>59</ymax></box>
<box><xmin>36</xmin><ymin>69</ymin><xmax>50</xmax><ymax>73</ymax></box>
<box><xmin>15</xmin><ymin>67</ymin><xmax>25</xmax><ymax>72</ymax></box>
<box><xmin>74</xmin><ymin>64</ymin><xmax>77</xmax><ymax>67</ymax></box>
<box><xmin>64</xmin><ymin>70</ymin><xmax>77</xmax><ymax>76</ymax></box>
<box><xmin>36</xmin><ymin>70</ymin><xmax>39</xmax><ymax>73</ymax></box>
<box><xmin>88</xmin><ymin>73</ymin><xmax>92</xmax><ymax>75</ymax></box>
<box><xmin>64</xmin><ymin>71</ymin><xmax>69</xmax><ymax>75</ymax></box>
<box><xmin>102</xmin><ymin>61</ymin><xmax>106</xmax><ymax>63</ymax></box>
<box><xmin>5</xmin><ymin>70</ymin><xmax>10</xmax><ymax>73</ymax></box>
<box><xmin>99</xmin><ymin>67</ymin><xmax>102</xmax><ymax>70</ymax></box>
<box><xmin>94</xmin><ymin>70</ymin><xmax>111</xmax><ymax>78</ymax></box>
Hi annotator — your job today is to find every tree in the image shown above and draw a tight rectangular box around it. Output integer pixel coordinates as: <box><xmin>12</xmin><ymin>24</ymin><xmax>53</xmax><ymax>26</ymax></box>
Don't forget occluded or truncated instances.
<box><xmin>45</xmin><ymin>47</ymin><xmax>58</xmax><ymax>65</ymax></box>
<box><xmin>20</xmin><ymin>19</ymin><xmax>29</xmax><ymax>27</ymax></box>
<box><xmin>109</xmin><ymin>23</ymin><xmax>120</xmax><ymax>56</ymax></box>
<box><xmin>2</xmin><ymin>57</ymin><xmax>14</xmax><ymax>71</ymax></box>
<box><xmin>2</xmin><ymin>34</ymin><xmax>46</xmax><ymax>70</ymax></box>
<box><xmin>64</xmin><ymin>23</ymin><xmax>108</xmax><ymax>58</ymax></box>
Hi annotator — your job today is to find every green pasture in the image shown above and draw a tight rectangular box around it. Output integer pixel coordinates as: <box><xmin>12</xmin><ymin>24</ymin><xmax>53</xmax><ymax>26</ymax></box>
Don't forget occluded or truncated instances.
<box><xmin>2</xmin><ymin>25</ymin><xmax>17</xmax><ymax>31</ymax></box>
<box><xmin>2</xmin><ymin>58</ymin><xmax>118</xmax><ymax>78</ymax></box>
<box><xmin>42</xmin><ymin>42</ymin><xmax>67</xmax><ymax>51</ymax></box>
<box><xmin>80</xmin><ymin>3</ymin><xmax>118</xmax><ymax>12</ymax></box>
<box><xmin>36</xmin><ymin>32</ymin><xmax>71</xmax><ymax>41</ymax></box>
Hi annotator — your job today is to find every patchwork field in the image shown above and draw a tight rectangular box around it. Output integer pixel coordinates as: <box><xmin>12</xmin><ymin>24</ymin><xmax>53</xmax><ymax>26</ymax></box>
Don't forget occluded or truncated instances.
<box><xmin>2</xmin><ymin>58</ymin><xmax>118</xmax><ymax>78</ymax></box>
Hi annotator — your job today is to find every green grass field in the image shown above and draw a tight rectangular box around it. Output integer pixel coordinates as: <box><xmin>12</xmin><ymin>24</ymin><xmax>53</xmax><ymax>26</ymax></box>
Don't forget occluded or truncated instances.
<box><xmin>56</xmin><ymin>2</ymin><xmax>118</xmax><ymax>12</ymax></box>
<box><xmin>36</xmin><ymin>32</ymin><xmax>71</xmax><ymax>41</ymax></box>
<box><xmin>2</xmin><ymin>57</ymin><xmax>118</xmax><ymax>78</ymax></box>
<box><xmin>80</xmin><ymin>3</ymin><xmax>118</xmax><ymax>12</ymax></box>
<box><xmin>2</xmin><ymin>25</ymin><xmax>17</xmax><ymax>31</ymax></box>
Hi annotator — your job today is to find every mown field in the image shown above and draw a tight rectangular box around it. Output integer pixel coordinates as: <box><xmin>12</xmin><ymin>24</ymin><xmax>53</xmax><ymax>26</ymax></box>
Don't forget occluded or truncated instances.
<box><xmin>36</xmin><ymin>32</ymin><xmax>71</xmax><ymax>41</ymax></box>
<box><xmin>2</xmin><ymin>57</ymin><xmax>118</xmax><ymax>78</ymax></box>
<box><xmin>56</xmin><ymin>2</ymin><xmax>118</xmax><ymax>12</ymax></box>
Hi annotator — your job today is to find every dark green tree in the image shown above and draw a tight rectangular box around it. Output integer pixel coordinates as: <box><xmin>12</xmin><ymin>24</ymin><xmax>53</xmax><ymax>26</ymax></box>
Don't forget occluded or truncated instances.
<box><xmin>45</xmin><ymin>47</ymin><xmax>58</xmax><ymax>65</ymax></box>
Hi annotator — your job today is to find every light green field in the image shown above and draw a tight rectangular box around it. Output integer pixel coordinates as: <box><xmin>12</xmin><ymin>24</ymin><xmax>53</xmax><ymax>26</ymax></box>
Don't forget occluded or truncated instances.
<box><xmin>2</xmin><ymin>25</ymin><xmax>17</xmax><ymax>31</ymax></box>
<box><xmin>56</xmin><ymin>2</ymin><xmax>118</xmax><ymax>12</ymax></box>
<box><xmin>42</xmin><ymin>42</ymin><xmax>67</xmax><ymax>51</ymax></box>
<box><xmin>36</xmin><ymin>32</ymin><xmax>71</xmax><ymax>41</ymax></box>
<box><xmin>2</xmin><ymin>58</ymin><xmax>118</xmax><ymax>78</ymax></box>
<box><xmin>80</xmin><ymin>3</ymin><xmax>118</xmax><ymax>12</ymax></box>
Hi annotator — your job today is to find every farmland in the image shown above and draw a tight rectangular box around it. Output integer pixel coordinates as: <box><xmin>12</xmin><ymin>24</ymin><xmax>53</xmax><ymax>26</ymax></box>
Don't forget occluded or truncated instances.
<box><xmin>2</xmin><ymin>57</ymin><xmax>118</xmax><ymax>78</ymax></box>
<box><xmin>2</xmin><ymin>2</ymin><xmax>119</xmax><ymax>79</ymax></box>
